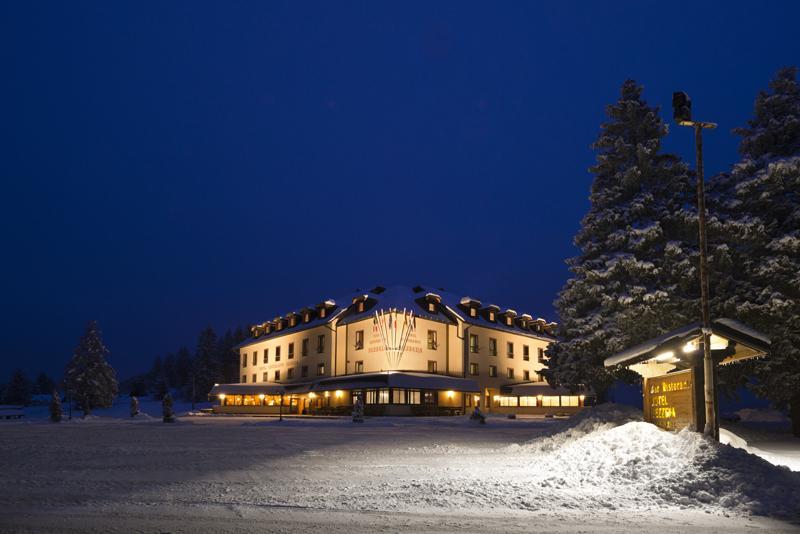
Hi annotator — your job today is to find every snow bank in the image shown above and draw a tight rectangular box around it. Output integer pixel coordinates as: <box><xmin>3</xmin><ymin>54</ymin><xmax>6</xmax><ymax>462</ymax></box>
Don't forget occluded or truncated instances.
<box><xmin>512</xmin><ymin>405</ymin><xmax>800</xmax><ymax>518</ymax></box>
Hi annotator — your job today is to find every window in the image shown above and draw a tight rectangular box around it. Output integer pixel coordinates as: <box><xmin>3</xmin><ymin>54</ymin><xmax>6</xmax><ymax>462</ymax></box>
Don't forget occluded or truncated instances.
<box><xmin>538</xmin><ymin>347</ymin><xmax>545</xmax><ymax>363</ymax></box>
<box><xmin>275</xmin><ymin>346</ymin><xmax>281</xmax><ymax>361</ymax></box>
<box><xmin>317</xmin><ymin>335</ymin><xmax>325</xmax><ymax>353</ymax></box>
<box><xmin>263</xmin><ymin>349</ymin><xmax>269</xmax><ymax>364</ymax></box>
<box><xmin>427</xmin><ymin>301</ymin><xmax>436</xmax><ymax>313</ymax></box>
<box><xmin>378</xmin><ymin>388</ymin><xmax>390</xmax><ymax>404</ymax></box>
<box><xmin>252</xmin><ymin>373</ymin><xmax>256</xmax><ymax>383</ymax></box>
<box><xmin>303</xmin><ymin>311</ymin><xmax>310</xmax><ymax>323</ymax></box>
<box><xmin>252</xmin><ymin>352</ymin><xmax>257</xmax><ymax>366</ymax></box>
<box><xmin>497</xmin><ymin>396</ymin><xmax>518</xmax><ymax>407</ymax></box>
<box><xmin>427</xmin><ymin>330</ymin><xmax>437</xmax><ymax>350</ymax></box>
<box><xmin>319</xmin><ymin>308</ymin><xmax>326</xmax><ymax>318</ymax></box>
<box><xmin>301</xmin><ymin>365</ymin><xmax>308</xmax><ymax>378</ymax></box>
<box><xmin>427</xmin><ymin>360</ymin><xmax>438</xmax><ymax>373</ymax></box>
<box><xmin>541</xmin><ymin>396</ymin><xmax>560</xmax><ymax>407</ymax></box>
<box><xmin>507</xmin><ymin>342</ymin><xmax>514</xmax><ymax>358</ymax></box>
<box><xmin>506</xmin><ymin>316</ymin><xmax>513</xmax><ymax>326</ymax></box>
<box><xmin>423</xmin><ymin>391</ymin><xmax>436</xmax><ymax>404</ymax></box>
<box><xmin>469</xmin><ymin>362</ymin><xmax>479</xmax><ymax>376</ymax></box>
<box><xmin>469</xmin><ymin>307</ymin><xmax>477</xmax><ymax>318</ymax></box>
<box><xmin>408</xmin><ymin>390</ymin><xmax>421</xmax><ymax>404</ymax></box>
<box><xmin>489</xmin><ymin>338</ymin><xmax>497</xmax><ymax>356</ymax></box>
<box><xmin>288</xmin><ymin>342</ymin><xmax>295</xmax><ymax>359</ymax></box>
<box><xmin>289</xmin><ymin>315</ymin><xmax>296</xmax><ymax>327</ymax></box>
<box><xmin>489</xmin><ymin>365</ymin><xmax>497</xmax><ymax>377</ymax></box>
<box><xmin>263</xmin><ymin>372</ymin><xmax>268</xmax><ymax>382</ymax></box>
<box><xmin>507</xmin><ymin>368</ymin><xmax>515</xmax><ymax>379</ymax></box>
<box><xmin>523</xmin><ymin>345</ymin><xmax>530</xmax><ymax>361</ymax></box>
<box><xmin>302</xmin><ymin>338</ymin><xmax>308</xmax><ymax>356</ymax></box>
<box><xmin>520</xmin><ymin>396</ymin><xmax>537</xmax><ymax>407</ymax></box>
<box><xmin>535</xmin><ymin>371</ymin><xmax>543</xmax><ymax>382</ymax></box>
<box><xmin>274</xmin><ymin>370</ymin><xmax>280</xmax><ymax>381</ymax></box>
<box><xmin>357</xmin><ymin>301</ymin><xmax>365</xmax><ymax>313</ymax></box>
<box><xmin>393</xmin><ymin>388</ymin><xmax>406</xmax><ymax>404</ymax></box>
<box><xmin>355</xmin><ymin>330</ymin><xmax>364</xmax><ymax>350</ymax></box>
<box><xmin>287</xmin><ymin>368</ymin><xmax>294</xmax><ymax>379</ymax></box>
<box><xmin>561</xmin><ymin>396</ymin><xmax>580</xmax><ymax>407</ymax></box>
<box><xmin>242</xmin><ymin>374</ymin><xmax>247</xmax><ymax>383</ymax></box>
<box><xmin>355</xmin><ymin>361</ymin><xmax>364</xmax><ymax>373</ymax></box>
<box><xmin>523</xmin><ymin>370</ymin><xmax>530</xmax><ymax>381</ymax></box>
<box><xmin>469</xmin><ymin>334</ymin><xmax>478</xmax><ymax>353</ymax></box>
<box><xmin>242</xmin><ymin>354</ymin><xmax>247</xmax><ymax>368</ymax></box>
<box><xmin>317</xmin><ymin>363</ymin><xmax>325</xmax><ymax>376</ymax></box>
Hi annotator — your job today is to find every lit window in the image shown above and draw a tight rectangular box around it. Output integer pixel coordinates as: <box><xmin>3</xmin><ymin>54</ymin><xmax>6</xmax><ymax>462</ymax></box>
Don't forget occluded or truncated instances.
<box><xmin>302</xmin><ymin>338</ymin><xmax>308</xmax><ymax>356</ymax></box>
<box><xmin>488</xmin><ymin>311</ymin><xmax>495</xmax><ymax>322</ymax></box>
<box><xmin>519</xmin><ymin>396</ymin><xmax>537</xmax><ymax>407</ymax></box>
<box><xmin>303</xmin><ymin>312</ymin><xmax>310</xmax><ymax>323</ymax></box>
<box><xmin>469</xmin><ymin>307</ymin><xmax>477</xmax><ymax>318</ymax></box>
<box><xmin>489</xmin><ymin>338</ymin><xmax>497</xmax><ymax>356</ymax></box>
<box><xmin>427</xmin><ymin>330</ymin><xmax>437</xmax><ymax>350</ymax></box>
<box><xmin>497</xmin><ymin>396</ymin><xmax>518</xmax><ymax>407</ymax></box>
<box><xmin>523</xmin><ymin>345</ymin><xmax>529</xmax><ymax>361</ymax></box>
<box><xmin>378</xmin><ymin>388</ymin><xmax>389</xmax><ymax>404</ymax></box>
<box><xmin>357</xmin><ymin>301</ymin><xmax>365</xmax><ymax>313</ymax></box>
<box><xmin>355</xmin><ymin>361</ymin><xmax>364</xmax><ymax>373</ymax></box>
<box><xmin>427</xmin><ymin>360</ymin><xmax>438</xmax><ymax>373</ymax></box>
<box><xmin>489</xmin><ymin>365</ymin><xmax>497</xmax><ymax>377</ymax></box>
<box><xmin>393</xmin><ymin>389</ymin><xmax>407</xmax><ymax>404</ymax></box>
<box><xmin>355</xmin><ymin>330</ymin><xmax>364</xmax><ymax>350</ymax></box>
<box><xmin>469</xmin><ymin>334</ymin><xmax>479</xmax><ymax>353</ymax></box>
<box><xmin>541</xmin><ymin>395</ymin><xmax>560</xmax><ymax>407</ymax></box>
<box><xmin>317</xmin><ymin>363</ymin><xmax>325</xmax><ymax>376</ymax></box>
<box><xmin>288</xmin><ymin>342</ymin><xmax>295</xmax><ymax>359</ymax></box>
<box><xmin>507</xmin><ymin>342</ymin><xmax>514</xmax><ymax>358</ymax></box>
<box><xmin>317</xmin><ymin>335</ymin><xmax>325</xmax><ymax>353</ymax></box>
<box><xmin>427</xmin><ymin>301</ymin><xmax>436</xmax><ymax>313</ymax></box>
<box><xmin>408</xmin><ymin>390</ymin><xmax>421</xmax><ymax>404</ymax></box>
<box><xmin>507</xmin><ymin>368</ymin><xmax>515</xmax><ymax>379</ymax></box>
<box><xmin>469</xmin><ymin>362</ymin><xmax>479</xmax><ymax>376</ymax></box>
<box><xmin>561</xmin><ymin>396</ymin><xmax>579</xmax><ymax>407</ymax></box>
<box><xmin>319</xmin><ymin>308</ymin><xmax>326</xmax><ymax>318</ymax></box>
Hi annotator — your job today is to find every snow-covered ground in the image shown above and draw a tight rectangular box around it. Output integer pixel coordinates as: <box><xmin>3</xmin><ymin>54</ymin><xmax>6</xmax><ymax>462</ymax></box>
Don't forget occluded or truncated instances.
<box><xmin>0</xmin><ymin>401</ymin><xmax>798</xmax><ymax>533</ymax></box>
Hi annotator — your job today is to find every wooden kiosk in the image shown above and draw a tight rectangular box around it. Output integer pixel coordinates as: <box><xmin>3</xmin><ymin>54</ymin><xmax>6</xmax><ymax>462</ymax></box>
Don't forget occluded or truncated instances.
<box><xmin>604</xmin><ymin>318</ymin><xmax>770</xmax><ymax>434</ymax></box>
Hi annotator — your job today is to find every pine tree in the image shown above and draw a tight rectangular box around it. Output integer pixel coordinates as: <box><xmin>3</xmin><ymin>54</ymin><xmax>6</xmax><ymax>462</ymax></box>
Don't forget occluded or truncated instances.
<box><xmin>162</xmin><ymin>392</ymin><xmax>175</xmax><ymax>423</ymax></box>
<box><xmin>35</xmin><ymin>372</ymin><xmax>55</xmax><ymax>396</ymax></box>
<box><xmin>64</xmin><ymin>321</ymin><xmax>119</xmax><ymax>417</ymax></box>
<box><xmin>193</xmin><ymin>326</ymin><xmax>219</xmax><ymax>402</ymax></box>
<box><xmin>709</xmin><ymin>67</ymin><xmax>800</xmax><ymax>436</ymax></box>
<box><xmin>5</xmin><ymin>369</ymin><xmax>32</xmax><ymax>405</ymax></box>
<box><xmin>50</xmin><ymin>390</ymin><xmax>63</xmax><ymax>422</ymax></box>
<box><xmin>544</xmin><ymin>80</ymin><xmax>697</xmax><ymax>397</ymax></box>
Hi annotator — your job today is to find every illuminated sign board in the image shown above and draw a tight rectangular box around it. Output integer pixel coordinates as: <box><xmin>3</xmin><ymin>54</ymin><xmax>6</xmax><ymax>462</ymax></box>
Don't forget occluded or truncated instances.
<box><xmin>643</xmin><ymin>369</ymin><xmax>696</xmax><ymax>431</ymax></box>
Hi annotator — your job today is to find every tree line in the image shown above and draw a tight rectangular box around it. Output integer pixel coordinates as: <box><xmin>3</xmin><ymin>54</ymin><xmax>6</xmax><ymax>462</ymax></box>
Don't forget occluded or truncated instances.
<box><xmin>544</xmin><ymin>67</ymin><xmax>800</xmax><ymax>436</ymax></box>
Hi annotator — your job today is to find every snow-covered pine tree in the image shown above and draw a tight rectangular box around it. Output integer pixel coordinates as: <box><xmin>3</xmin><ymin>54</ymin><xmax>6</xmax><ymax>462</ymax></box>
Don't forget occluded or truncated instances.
<box><xmin>708</xmin><ymin>67</ymin><xmax>800</xmax><ymax>436</ymax></box>
<box><xmin>162</xmin><ymin>392</ymin><xmax>175</xmax><ymax>423</ymax></box>
<box><xmin>544</xmin><ymin>80</ymin><xmax>698</xmax><ymax>397</ymax></box>
<box><xmin>130</xmin><ymin>395</ymin><xmax>140</xmax><ymax>418</ymax></box>
<box><xmin>50</xmin><ymin>390</ymin><xmax>62</xmax><ymax>422</ymax></box>
<box><xmin>64</xmin><ymin>320</ymin><xmax>118</xmax><ymax>417</ymax></box>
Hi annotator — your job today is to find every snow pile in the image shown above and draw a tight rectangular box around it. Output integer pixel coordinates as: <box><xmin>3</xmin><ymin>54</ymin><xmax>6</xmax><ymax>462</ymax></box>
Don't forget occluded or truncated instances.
<box><xmin>736</xmin><ymin>408</ymin><xmax>789</xmax><ymax>424</ymax></box>
<box><xmin>514</xmin><ymin>406</ymin><xmax>800</xmax><ymax>518</ymax></box>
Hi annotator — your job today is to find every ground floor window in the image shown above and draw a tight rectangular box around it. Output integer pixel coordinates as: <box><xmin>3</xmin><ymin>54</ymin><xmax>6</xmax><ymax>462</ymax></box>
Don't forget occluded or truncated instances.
<box><xmin>496</xmin><ymin>396</ymin><xmax>518</xmax><ymax>407</ymax></box>
<box><xmin>423</xmin><ymin>391</ymin><xmax>436</xmax><ymax>404</ymax></box>
<box><xmin>541</xmin><ymin>395</ymin><xmax>560</xmax><ymax>407</ymax></box>
<box><xmin>519</xmin><ymin>396</ymin><xmax>537</xmax><ymax>407</ymax></box>
<box><xmin>366</xmin><ymin>388</ymin><xmax>390</xmax><ymax>404</ymax></box>
<box><xmin>561</xmin><ymin>396</ymin><xmax>580</xmax><ymax>407</ymax></box>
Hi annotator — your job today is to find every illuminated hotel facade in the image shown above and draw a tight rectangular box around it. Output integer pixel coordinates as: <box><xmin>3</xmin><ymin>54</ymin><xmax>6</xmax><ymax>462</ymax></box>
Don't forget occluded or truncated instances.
<box><xmin>211</xmin><ymin>285</ymin><xmax>592</xmax><ymax>416</ymax></box>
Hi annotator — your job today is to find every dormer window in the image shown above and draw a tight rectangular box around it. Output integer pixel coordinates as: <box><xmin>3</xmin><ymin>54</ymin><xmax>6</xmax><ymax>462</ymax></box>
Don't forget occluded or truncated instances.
<box><xmin>427</xmin><ymin>302</ymin><xmax>435</xmax><ymax>313</ymax></box>
<box><xmin>289</xmin><ymin>315</ymin><xmax>297</xmax><ymax>327</ymax></box>
<box><xmin>319</xmin><ymin>308</ymin><xmax>326</xmax><ymax>319</ymax></box>
<box><xmin>506</xmin><ymin>316</ymin><xmax>513</xmax><ymax>326</ymax></box>
<box><xmin>357</xmin><ymin>301</ymin><xmax>365</xmax><ymax>313</ymax></box>
<box><xmin>303</xmin><ymin>311</ymin><xmax>310</xmax><ymax>323</ymax></box>
<box><xmin>488</xmin><ymin>311</ymin><xmax>495</xmax><ymax>322</ymax></box>
<box><xmin>469</xmin><ymin>308</ymin><xmax>477</xmax><ymax>318</ymax></box>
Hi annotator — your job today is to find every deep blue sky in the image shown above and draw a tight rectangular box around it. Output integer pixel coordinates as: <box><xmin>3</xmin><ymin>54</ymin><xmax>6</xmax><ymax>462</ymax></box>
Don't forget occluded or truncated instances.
<box><xmin>1</xmin><ymin>1</ymin><xmax>798</xmax><ymax>381</ymax></box>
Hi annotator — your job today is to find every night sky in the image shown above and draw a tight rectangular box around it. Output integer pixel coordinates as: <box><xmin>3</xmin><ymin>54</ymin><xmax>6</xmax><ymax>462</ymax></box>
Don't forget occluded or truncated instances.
<box><xmin>2</xmin><ymin>1</ymin><xmax>798</xmax><ymax>381</ymax></box>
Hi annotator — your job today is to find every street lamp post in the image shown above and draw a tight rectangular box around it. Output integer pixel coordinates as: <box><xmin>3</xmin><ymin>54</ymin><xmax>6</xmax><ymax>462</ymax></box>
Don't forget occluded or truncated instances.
<box><xmin>673</xmin><ymin>91</ymin><xmax>718</xmax><ymax>440</ymax></box>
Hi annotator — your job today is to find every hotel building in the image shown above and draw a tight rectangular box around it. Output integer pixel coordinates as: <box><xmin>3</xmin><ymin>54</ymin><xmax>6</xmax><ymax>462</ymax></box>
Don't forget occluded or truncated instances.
<box><xmin>211</xmin><ymin>285</ymin><xmax>592</xmax><ymax>416</ymax></box>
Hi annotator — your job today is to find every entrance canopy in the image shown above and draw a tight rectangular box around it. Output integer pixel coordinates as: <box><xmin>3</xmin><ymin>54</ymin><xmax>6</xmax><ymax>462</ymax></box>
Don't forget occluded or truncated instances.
<box><xmin>604</xmin><ymin>318</ymin><xmax>770</xmax><ymax>378</ymax></box>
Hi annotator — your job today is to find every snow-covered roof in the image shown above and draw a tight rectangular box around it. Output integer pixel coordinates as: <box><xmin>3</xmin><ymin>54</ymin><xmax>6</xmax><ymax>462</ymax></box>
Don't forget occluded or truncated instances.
<box><xmin>604</xmin><ymin>318</ymin><xmax>770</xmax><ymax>368</ymax></box>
